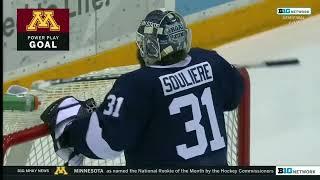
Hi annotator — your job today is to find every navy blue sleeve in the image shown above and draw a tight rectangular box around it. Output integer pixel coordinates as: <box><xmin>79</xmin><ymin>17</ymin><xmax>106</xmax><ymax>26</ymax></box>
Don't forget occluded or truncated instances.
<box><xmin>96</xmin><ymin>72</ymin><xmax>152</xmax><ymax>151</ymax></box>
<box><xmin>62</xmin><ymin>71</ymin><xmax>152</xmax><ymax>159</ymax></box>
<box><xmin>211</xmin><ymin>52</ymin><xmax>244</xmax><ymax>111</ymax></box>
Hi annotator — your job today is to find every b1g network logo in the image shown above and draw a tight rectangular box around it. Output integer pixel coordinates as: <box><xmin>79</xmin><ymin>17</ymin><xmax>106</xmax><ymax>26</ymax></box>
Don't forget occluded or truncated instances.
<box><xmin>277</xmin><ymin>8</ymin><xmax>312</xmax><ymax>15</ymax></box>
<box><xmin>276</xmin><ymin>166</ymin><xmax>320</xmax><ymax>176</ymax></box>
<box><xmin>17</xmin><ymin>9</ymin><xmax>69</xmax><ymax>50</ymax></box>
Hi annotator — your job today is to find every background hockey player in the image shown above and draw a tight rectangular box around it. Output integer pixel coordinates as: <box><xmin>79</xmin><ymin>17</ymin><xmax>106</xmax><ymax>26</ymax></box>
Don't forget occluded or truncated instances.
<box><xmin>41</xmin><ymin>9</ymin><xmax>244</xmax><ymax>166</ymax></box>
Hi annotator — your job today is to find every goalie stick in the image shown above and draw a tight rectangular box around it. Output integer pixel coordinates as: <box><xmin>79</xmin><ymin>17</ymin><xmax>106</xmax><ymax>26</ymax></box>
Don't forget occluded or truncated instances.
<box><xmin>31</xmin><ymin>74</ymin><xmax>121</xmax><ymax>90</ymax></box>
<box><xmin>242</xmin><ymin>58</ymin><xmax>299</xmax><ymax>68</ymax></box>
<box><xmin>31</xmin><ymin>58</ymin><xmax>300</xmax><ymax>90</ymax></box>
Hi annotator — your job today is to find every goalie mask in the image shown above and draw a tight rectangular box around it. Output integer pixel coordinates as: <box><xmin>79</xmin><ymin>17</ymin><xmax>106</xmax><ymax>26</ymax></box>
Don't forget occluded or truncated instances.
<box><xmin>136</xmin><ymin>9</ymin><xmax>192</xmax><ymax>65</ymax></box>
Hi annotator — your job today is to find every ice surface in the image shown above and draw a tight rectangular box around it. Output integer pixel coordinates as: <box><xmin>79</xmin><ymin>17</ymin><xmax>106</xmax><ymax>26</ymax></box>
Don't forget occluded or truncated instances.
<box><xmin>216</xmin><ymin>15</ymin><xmax>320</xmax><ymax>165</ymax></box>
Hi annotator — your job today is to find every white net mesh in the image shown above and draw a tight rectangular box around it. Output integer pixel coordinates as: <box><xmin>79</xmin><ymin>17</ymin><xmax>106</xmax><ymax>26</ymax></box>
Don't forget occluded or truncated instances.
<box><xmin>3</xmin><ymin>65</ymin><xmax>245</xmax><ymax>166</ymax></box>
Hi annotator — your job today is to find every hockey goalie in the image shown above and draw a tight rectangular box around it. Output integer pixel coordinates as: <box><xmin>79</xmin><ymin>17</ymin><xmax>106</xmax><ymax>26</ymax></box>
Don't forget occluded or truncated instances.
<box><xmin>41</xmin><ymin>9</ymin><xmax>244</xmax><ymax>166</ymax></box>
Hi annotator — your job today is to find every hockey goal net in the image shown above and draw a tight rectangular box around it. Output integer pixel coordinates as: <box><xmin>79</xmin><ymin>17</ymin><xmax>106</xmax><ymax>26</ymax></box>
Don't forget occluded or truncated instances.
<box><xmin>3</xmin><ymin>65</ymin><xmax>250</xmax><ymax>166</ymax></box>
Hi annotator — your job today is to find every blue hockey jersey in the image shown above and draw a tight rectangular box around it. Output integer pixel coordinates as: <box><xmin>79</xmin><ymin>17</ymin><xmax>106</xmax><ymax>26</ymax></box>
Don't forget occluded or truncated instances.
<box><xmin>66</xmin><ymin>48</ymin><xmax>244</xmax><ymax>166</ymax></box>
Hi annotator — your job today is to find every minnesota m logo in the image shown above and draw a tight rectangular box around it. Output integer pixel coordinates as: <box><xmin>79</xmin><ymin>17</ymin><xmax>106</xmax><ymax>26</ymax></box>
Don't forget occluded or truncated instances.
<box><xmin>54</xmin><ymin>166</ymin><xmax>68</xmax><ymax>175</ymax></box>
<box><xmin>26</xmin><ymin>10</ymin><xmax>60</xmax><ymax>31</ymax></box>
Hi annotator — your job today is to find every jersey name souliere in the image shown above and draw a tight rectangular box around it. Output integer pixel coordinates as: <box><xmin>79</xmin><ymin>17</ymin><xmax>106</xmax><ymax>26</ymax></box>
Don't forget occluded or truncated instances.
<box><xmin>159</xmin><ymin>62</ymin><xmax>213</xmax><ymax>96</ymax></box>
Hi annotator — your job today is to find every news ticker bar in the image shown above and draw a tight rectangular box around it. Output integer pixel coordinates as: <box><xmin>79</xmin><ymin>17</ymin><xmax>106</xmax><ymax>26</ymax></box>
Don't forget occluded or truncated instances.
<box><xmin>4</xmin><ymin>166</ymin><xmax>320</xmax><ymax>176</ymax></box>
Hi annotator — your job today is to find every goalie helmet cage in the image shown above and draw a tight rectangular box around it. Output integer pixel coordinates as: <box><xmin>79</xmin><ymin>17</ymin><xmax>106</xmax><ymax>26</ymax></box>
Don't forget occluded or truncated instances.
<box><xmin>3</xmin><ymin>67</ymin><xmax>250</xmax><ymax>166</ymax></box>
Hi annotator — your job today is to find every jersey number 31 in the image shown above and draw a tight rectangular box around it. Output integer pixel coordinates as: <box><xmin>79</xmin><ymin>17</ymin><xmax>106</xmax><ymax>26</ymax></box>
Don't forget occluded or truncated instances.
<box><xmin>169</xmin><ymin>87</ymin><xmax>226</xmax><ymax>160</ymax></box>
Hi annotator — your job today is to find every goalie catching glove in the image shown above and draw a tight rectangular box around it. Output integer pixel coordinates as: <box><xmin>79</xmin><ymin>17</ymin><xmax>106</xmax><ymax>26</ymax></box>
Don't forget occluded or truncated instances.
<box><xmin>40</xmin><ymin>96</ymin><xmax>97</xmax><ymax>166</ymax></box>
